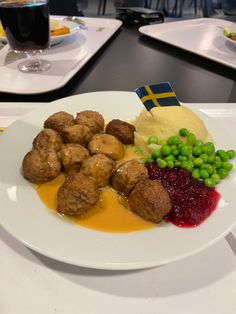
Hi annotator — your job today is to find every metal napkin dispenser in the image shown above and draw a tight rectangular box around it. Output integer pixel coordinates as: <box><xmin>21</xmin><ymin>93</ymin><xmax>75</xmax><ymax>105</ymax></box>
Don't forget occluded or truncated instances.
<box><xmin>116</xmin><ymin>7</ymin><xmax>165</xmax><ymax>26</ymax></box>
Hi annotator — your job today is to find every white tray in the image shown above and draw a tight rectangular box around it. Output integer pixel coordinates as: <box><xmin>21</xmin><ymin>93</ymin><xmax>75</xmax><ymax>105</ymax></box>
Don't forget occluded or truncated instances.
<box><xmin>139</xmin><ymin>18</ymin><xmax>236</xmax><ymax>69</ymax></box>
<box><xmin>0</xmin><ymin>17</ymin><xmax>122</xmax><ymax>94</ymax></box>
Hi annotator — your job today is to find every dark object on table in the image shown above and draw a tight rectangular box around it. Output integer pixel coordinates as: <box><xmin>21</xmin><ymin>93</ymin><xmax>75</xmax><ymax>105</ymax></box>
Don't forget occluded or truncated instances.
<box><xmin>116</xmin><ymin>7</ymin><xmax>164</xmax><ymax>26</ymax></box>
<box><xmin>221</xmin><ymin>0</ymin><xmax>236</xmax><ymax>15</ymax></box>
<box><xmin>49</xmin><ymin>0</ymin><xmax>83</xmax><ymax>16</ymax></box>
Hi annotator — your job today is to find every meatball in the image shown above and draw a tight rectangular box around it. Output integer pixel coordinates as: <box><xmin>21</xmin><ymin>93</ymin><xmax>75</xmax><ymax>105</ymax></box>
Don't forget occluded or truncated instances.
<box><xmin>112</xmin><ymin>159</ymin><xmax>148</xmax><ymax>196</ymax></box>
<box><xmin>61</xmin><ymin>124</ymin><xmax>92</xmax><ymax>147</ymax></box>
<box><xmin>88</xmin><ymin>134</ymin><xmax>124</xmax><ymax>160</ymax></box>
<box><xmin>75</xmin><ymin>110</ymin><xmax>104</xmax><ymax>135</ymax></box>
<box><xmin>44</xmin><ymin>111</ymin><xmax>75</xmax><ymax>134</ymax></box>
<box><xmin>22</xmin><ymin>148</ymin><xmax>61</xmax><ymax>184</ymax></box>
<box><xmin>105</xmin><ymin>119</ymin><xmax>135</xmax><ymax>144</ymax></box>
<box><xmin>59</xmin><ymin>143</ymin><xmax>89</xmax><ymax>174</ymax></box>
<box><xmin>57</xmin><ymin>173</ymin><xmax>99</xmax><ymax>216</ymax></box>
<box><xmin>33</xmin><ymin>128</ymin><xmax>63</xmax><ymax>152</ymax></box>
<box><xmin>128</xmin><ymin>179</ymin><xmax>172</xmax><ymax>223</ymax></box>
<box><xmin>80</xmin><ymin>153</ymin><xmax>115</xmax><ymax>188</ymax></box>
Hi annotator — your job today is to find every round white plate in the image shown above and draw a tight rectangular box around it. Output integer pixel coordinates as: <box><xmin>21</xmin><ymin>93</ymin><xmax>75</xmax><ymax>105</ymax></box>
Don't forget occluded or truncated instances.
<box><xmin>0</xmin><ymin>91</ymin><xmax>236</xmax><ymax>270</ymax></box>
<box><xmin>0</xmin><ymin>19</ymin><xmax>80</xmax><ymax>46</ymax></box>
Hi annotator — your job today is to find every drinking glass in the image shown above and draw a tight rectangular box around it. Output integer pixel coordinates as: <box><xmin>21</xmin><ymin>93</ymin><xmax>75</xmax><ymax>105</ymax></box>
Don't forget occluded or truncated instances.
<box><xmin>0</xmin><ymin>0</ymin><xmax>51</xmax><ymax>72</ymax></box>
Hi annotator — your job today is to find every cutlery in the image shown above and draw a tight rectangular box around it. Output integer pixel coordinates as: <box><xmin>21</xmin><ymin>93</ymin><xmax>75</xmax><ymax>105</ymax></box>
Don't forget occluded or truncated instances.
<box><xmin>0</xmin><ymin>44</ymin><xmax>10</xmax><ymax>66</ymax></box>
<box><xmin>63</xmin><ymin>16</ymin><xmax>87</xmax><ymax>30</ymax></box>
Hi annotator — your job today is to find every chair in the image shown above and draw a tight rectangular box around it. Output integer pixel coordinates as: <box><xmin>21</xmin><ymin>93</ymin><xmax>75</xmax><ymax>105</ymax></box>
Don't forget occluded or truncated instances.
<box><xmin>98</xmin><ymin>0</ymin><xmax>147</xmax><ymax>16</ymax></box>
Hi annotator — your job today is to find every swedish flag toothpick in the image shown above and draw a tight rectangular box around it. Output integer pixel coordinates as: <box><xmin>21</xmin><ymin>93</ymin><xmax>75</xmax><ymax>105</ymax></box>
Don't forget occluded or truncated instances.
<box><xmin>135</xmin><ymin>82</ymin><xmax>180</xmax><ymax>111</ymax></box>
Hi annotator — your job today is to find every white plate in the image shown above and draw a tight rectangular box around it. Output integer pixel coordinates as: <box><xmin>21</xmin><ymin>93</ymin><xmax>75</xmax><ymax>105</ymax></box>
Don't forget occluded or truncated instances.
<box><xmin>0</xmin><ymin>91</ymin><xmax>236</xmax><ymax>270</ymax></box>
<box><xmin>0</xmin><ymin>17</ymin><xmax>122</xmax><ymax>94</ymax></box>
<box><xmin>0</xmin><ymin>19</ymin><xmax>80</xmax><ymax>46</ymax></box>
<box><xmin>139</xmin><ymin>18</ymin><xmax>236</xmax><ymax>69</ymax></box>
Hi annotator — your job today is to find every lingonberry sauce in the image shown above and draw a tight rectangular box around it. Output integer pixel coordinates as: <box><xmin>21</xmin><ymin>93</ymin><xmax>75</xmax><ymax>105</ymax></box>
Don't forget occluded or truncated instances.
<box><xmin>146</xmin><ymin>164</ymin><xmax>220</xmax><ymax>227</ymax></box>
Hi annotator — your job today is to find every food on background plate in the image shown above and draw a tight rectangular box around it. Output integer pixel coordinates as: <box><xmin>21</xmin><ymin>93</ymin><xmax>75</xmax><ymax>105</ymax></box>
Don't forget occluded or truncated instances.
<box><xmin>134</xmin><ymin>106</ymin><xmax>210</xmax><ymax>149</ymax></box>
<box><xmin>223</xmin><ymin>27</ymin><xmax>236</xmax><ymax>41</ymax></box>
<box><xmin>0</xmin><ymin>21</ymin><xmax>4</xmax><ymax>37</ymax></box>
<box><xmin>22</xmin><ymin>106</ymin><xmax>235</xmax><ymax>232</ymax></box>
<box><xmin>0</xmin><ymin>18</ymin><xmax>70</xmax><ymax>38</ymax></box>
<box><xmin>50</xmin><ymin>18</ymin><xmax>70</xmax><ymax>36</ymax></box>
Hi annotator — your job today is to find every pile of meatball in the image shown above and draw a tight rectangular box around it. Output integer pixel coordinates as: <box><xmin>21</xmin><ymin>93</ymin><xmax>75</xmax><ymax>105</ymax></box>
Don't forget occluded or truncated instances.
<box><xmin>22</xmin><ymin>110</ymin><xmax>172</xmax><ymax>224</ymax></box>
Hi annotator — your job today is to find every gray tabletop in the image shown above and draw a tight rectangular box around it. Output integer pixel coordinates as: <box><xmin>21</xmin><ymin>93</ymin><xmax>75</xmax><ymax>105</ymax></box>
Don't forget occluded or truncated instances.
<box><xmin>0</xmin><ymin>24</ymin><xmax>235</xmax><ymax>103</ymax></box>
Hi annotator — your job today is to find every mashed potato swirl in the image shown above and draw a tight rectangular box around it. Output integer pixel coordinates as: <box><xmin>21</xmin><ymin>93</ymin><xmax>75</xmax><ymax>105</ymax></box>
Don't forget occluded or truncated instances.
<box><xmin>134</xmin><ymin>106</ymin><xmax>210</xmax><ymax>149</ymax></box>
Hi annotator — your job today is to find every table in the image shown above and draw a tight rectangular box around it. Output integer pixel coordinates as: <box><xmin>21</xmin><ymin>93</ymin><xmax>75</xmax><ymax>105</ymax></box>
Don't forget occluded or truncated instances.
<box><xmin>0</xmin><ymin>21</ymin><xmax>235</xmax><ymax>103</ymax></box>
<box><xmin>0</xmin><ymin>102</ymin><xmax>236</xmax><ymax>314</ymax></box>
<box><xmin>0</xmin><ymin>19</ymin><xmax>236</xmax><ymax>314</ymax></box>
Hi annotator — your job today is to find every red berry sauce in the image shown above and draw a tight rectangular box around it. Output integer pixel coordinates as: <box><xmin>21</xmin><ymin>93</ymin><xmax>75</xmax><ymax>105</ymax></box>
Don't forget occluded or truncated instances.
<box><xmin>146</xmin><ymin>164</ymin><xmax>221</xmax><ymax>227</ymax></box>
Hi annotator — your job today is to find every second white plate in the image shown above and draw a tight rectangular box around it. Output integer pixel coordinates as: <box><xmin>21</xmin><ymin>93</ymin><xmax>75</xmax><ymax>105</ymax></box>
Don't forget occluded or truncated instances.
<box><xmin>139</xmin><ymin>18</ymin><xmax>236</xmax><ymax>69</ymax></box>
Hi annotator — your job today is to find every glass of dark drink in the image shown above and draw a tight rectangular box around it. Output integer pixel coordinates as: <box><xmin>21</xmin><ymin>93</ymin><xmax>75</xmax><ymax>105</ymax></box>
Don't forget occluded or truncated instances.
<box><xmin>0</xmin><ymin>0</ymin><xmax>51</xmax><ymax>72</ymax></box>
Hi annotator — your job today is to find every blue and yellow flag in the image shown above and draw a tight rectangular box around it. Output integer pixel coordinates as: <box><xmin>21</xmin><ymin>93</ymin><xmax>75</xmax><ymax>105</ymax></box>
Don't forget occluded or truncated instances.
<box><xmin>135</xmin><ymin>82</ymin><xmax>180</xmax><ymax>111</ymax></box>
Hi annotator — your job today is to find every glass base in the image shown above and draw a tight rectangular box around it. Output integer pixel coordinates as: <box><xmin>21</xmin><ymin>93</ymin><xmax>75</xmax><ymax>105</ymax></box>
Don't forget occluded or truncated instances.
<box><xmin>18</xmin><ymin>58</ymin><xmax>51</xmax><ymax>73</ymax></box>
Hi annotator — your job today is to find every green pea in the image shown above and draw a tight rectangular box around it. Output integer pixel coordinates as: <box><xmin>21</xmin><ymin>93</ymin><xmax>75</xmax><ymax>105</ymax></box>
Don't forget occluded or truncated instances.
<box><xmin>214</xmin><ymin>159</ymin><xmax>222</xmax><ymax>169</ymax></box>
<box><xmin>179</xmin><ymin>128</ymin><xmax>189</xmax><ymax>137</ymax></box>
<box><xmin>157</xmin><ymin>159</ymin><xmax>167</xmax><ymax>168</ymax></box>
<box><xmin>161</xmin><ymin>145</ymin><xmax>172</xmax><ymax>156</ymax></box>
<box><xmin>151</xmin><ymin>149</ymin><xmax>160</xmax><ymax>160</ymax></box>
<box><xmin>217</xmin><ymin>168</ymin><xmax>229</xmax><ymax>179</ymax></box>
<box><xmin>148</xmin><ymin>136</ymin><xmax>158</xmax><ymax>145</ymax></box>
<box><xmin>167</xmin><ymin>161</ymin><xmax>174</xmax><ymax>168</ymax></box>
<box><xmin>227</xmin><ymin>149</ymin><xmax>236</xmax><ymax>159</ymax></box>
<box><xmin>195</xmin><ymin>140</ymin><xmax>204</xmax><ymax>147</ymax></box>
<box><xmin>201</xmin><ymin>163</ymin><xmax>213</xmax><ymax>175</ymax></box>
<box><xmin>167</xmin><ymin>136</ymin><xmax>180</xmax><ymax>146</ymax></box>
<box><xmin>221</xmin><ymin>162</ymin><xmax>233</xmax><ymax>172</ymax></box>
<box><xmin>135</xmin><ymin>148</ymin><xmax>143</xmax><ymax>155</ymax></box>
<box><xmin>178</xmin><ymin>155</ymin><xmax>187</xmax><ymax>162</ymax></box>
<box><xmin>180</xmin><ymin>145</ymin><xmax>192</xmax><ymax>156</ymax></box>
<box><xmin>199</xmin><ymin>153</ymin><xmax>209</xmax><ymax>163</ymax></box>
<box><xmin>211</xmin><ymin>173</ymin><xmax>221</xmax><ymax>184</ymax></box>
<box><xmin>170</xmin><ymin>144</ymin><xmax>177</xmax><ymax>150</ymax></box>
<box><xmin>192</xmin><ymin>146</ymin><xmax>202</xmax><ymax>156</ymax></box>
<box><xmin>172</xmin><ymin>149</ymin><xmax>180</xmax><ymax>157</ymax></box>
<box><xmin>219</xmin><ymin>151</ymin><xmax>229</xmax><ymax>162</ymax></box>
<box><xmin>175</xmin><ymin>161</ymin><xmax>181</xmax><ymax>167</ymax></box>
<box><xmin>208</xmin><ymin>154</ymin><xmax>215</xmax><ymax>164</ymax></box>
<box><xmin>187</xmin><ymin>133</ymin><xmax>197</xmax><ymax>146</ymax></box>
<box><xmin>145</xmin><ymin>156</ymin><xmax>154</xmax><ymax>163</ymax></box>
<box><xmin>202</xmin><ymin>142</ymin><xmax>215</xmax><ymax>155</ymax></box>
<box><xmin>204</xmin><ymin>178</ymin><xmax>215</xmax><ymax>188</ymax></box>
<box><xmin>199</xmin><ymin>169</ymin><xmax>209</xmax><ymax>179</ymax></box>
<box><xmin>193</xmin><ymin>157</ymin><xmax>204</xmax><ymax>168</ymax></box>
<box><xmin>182</xmin><ymin>160</ymin><xmax>194</xmax><ymax>172</ymax></box>
<box><xmin>216</xmin><ymin>149</ymin><xmax>225</xmax><ymax>156</ymax></box>
<box><xmin>165</xmin><ymin>155</ymin><xmax>175</xmax><ymax>162</ymax></box>
<box><xmin>168</xmin><ymin>136</ymin><xmax>181</xmax><ymax>145</ymax></box>
<box><xmin>192</xmin><ymin>169</ymin><xmax>200</xmax><ymax>179</ymax></box>
<box><xmin>140</xmin><ymin>157</ymin><xmax>146</xmax><ymax>163</ymax></box>
<box><xmin>159</xmin><ymin>140</ymin><xmax>167</xmax><ymax>146</ymax></box>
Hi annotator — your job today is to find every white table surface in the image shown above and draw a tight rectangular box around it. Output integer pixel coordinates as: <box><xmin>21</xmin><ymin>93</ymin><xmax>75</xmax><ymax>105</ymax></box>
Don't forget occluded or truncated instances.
<box><xmin>0</xmin><ymin>101</ymin><xmax>236</xmax><ymax>314</ymax></box>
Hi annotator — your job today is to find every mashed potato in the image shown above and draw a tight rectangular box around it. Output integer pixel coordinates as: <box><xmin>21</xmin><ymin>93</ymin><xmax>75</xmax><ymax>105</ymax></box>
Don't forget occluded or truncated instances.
<box><xmin>134</xmin><ymin>106</ymin><xmax>210</xmax><ymax>149</ymax></box>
